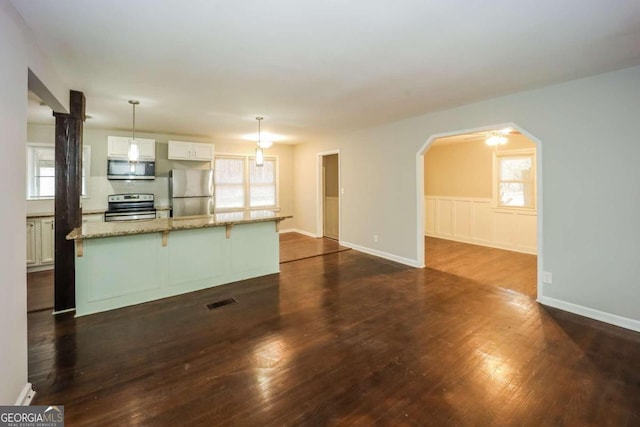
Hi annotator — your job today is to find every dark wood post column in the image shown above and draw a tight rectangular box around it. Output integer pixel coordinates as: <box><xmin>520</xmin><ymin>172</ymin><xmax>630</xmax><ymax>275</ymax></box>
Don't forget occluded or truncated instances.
<box><xmin>53</xmin><ymin>90</ymin><xmax>85</xmax><ymax>312</ymax></box>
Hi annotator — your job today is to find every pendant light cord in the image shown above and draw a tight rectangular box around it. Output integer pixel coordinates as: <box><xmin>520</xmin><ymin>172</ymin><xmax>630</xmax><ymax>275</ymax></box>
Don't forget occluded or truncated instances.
<box><xmin>257</xmin><ymin>116</ymin><xmax>262</xmax><ymax>147</ymax></box>
<box><xmin>129</xmin><ymin>100</ymin><xmax>140</xmax><ymax>141</ymax></box>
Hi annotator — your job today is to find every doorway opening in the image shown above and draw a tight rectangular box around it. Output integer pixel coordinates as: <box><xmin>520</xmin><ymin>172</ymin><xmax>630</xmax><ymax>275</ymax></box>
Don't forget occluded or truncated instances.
<box><xmin>26</xmin><ymin>90</ymin><xmax>56</xmax><ymax>313</ymax></box>
<box><xmin>316</xmin><ymin>151</ymin><xmax>340</xmax><ymax>240</ymax></box>
<box><xmin>417</xmin><ymin>124</ymin><xmax>542</xmax><ymax>299</ymax></box>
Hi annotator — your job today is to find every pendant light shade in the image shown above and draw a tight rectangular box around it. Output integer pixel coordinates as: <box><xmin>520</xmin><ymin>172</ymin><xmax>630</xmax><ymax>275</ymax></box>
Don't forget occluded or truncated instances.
<box><xmin>256</xmin><ymin>147</ymin><xmax>264</xmax><ymax>166</ymax></box>
<box><xmin>128</xmin><ymin>100</ymin><xmax>140</xmax><ymax>162</ymax></box>
<box><xmin>255</xmin><ymin>116</ymin><xmax>265</xmax><ymax>167</ymax></box>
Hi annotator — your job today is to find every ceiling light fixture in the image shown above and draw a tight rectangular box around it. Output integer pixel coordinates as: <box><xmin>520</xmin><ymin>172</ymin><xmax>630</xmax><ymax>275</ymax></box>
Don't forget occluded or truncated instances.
<box><xmin>485</xmin><ymin>131</ymin><xmax>508</xmax><ymax>147</ymax></box>
<box><xmin>258</xmin><ymin>136</ymin><xmax>272</xmax><ymax>149</ymax></box>
<box><xmin>255</xmin><ymin>116</ymin><xmax>265</xmax><ymax>167</ymax></box>
<box><xmin>128</xmin><ymin>100</ymin><xmax>140</xmax><ymax>163</ymax></box>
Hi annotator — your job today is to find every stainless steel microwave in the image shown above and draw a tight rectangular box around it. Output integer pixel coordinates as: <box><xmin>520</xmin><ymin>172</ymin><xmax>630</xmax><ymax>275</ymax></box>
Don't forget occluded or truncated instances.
<box><xmin>107</xmin><ymin>159</ymin><xmax>155</xmax><ymax>180</ymax></box>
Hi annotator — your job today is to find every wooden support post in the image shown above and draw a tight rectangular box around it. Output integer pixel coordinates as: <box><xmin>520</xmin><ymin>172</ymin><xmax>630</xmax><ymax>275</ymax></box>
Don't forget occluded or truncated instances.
<box><xmin>162</xmin><ymin>231</ymin><xmax>169</xmax><ymax>247</ymax></box>
<box><xmin>53</xmin><ymin>90</ymin><xmax>85</xmax><ymax>312</ymax></box>
<box><xmin>225</xmin><ymin>224</ymin><xmax>233</xmax><ymax>239</ymax></box>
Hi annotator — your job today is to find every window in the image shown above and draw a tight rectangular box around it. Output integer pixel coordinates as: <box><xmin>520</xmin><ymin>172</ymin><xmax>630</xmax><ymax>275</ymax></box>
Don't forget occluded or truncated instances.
<box><xmin>26</xmin><ymin>143</ymin><xmax>91</xmax><ymax>199</ymax></box>
<box><xmin>214</xmin><ymin>155</ymin><xmax>277</xmax><ymax>210</ymax></box>
<box><xmin>249</xmin><ymin>158</ymin><xmax>276</xmax><ymax>207</ymax></box>
<box><xmin>214</xmin><ymin>157</ymin><xmax>245</xmax><ymax>209</ymax></box>
<box><xmin>494</xmin><ymin>149</ymin><xmax>535</xmax><ymax>209</ymax></box>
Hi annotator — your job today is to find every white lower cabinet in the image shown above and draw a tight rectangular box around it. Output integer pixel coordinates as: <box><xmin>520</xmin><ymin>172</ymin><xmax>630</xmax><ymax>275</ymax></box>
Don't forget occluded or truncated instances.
<box><xmin>26</xmin><ymin>217</ymin><xmax>55</xmax><ymax>269</ymax></box>
<box><xmin>27</xmin><ymin>214</ymin><xmax>104</xmax><ymax>270</ymax></box>
<box><xmin>26</xmin><ymin>220</ymin><xmax>37</xmax><ymax>266</ymax></box>
<box><xmin>40</xmin><ymin>217</ymin><xmax>55</xmax><ymax>264</ymax></box>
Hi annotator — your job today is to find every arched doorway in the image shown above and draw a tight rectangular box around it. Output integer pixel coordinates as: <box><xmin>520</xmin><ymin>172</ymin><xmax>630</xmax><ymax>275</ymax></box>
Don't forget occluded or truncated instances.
<box><xmin>416</xmin><ymin>124</ymin><xmax>543</xmax><ymax>299</ymax></box>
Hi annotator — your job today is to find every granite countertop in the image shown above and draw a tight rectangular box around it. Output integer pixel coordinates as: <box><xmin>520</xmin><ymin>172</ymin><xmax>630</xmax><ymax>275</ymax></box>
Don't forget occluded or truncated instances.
<box><xmin>28</xmin><ymin>209</ymin><xmax>106</xmax><ymax>218</ymax></box>
<box><xmin>66</xmin><ymin>210</ymin><xmax>292</xmax><ymax>240</ymax></box>
<box><xmin>29</xmin><ymin>207</ymin><xmax>170</xmax><ymax>219</ymax></box>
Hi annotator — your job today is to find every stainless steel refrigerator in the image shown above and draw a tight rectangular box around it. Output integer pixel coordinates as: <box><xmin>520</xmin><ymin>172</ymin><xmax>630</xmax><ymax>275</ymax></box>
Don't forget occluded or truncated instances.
<box><xmin>169</xmin><ymin>169</ymin><xmax>214</xmax><ymax>217</ymax></box>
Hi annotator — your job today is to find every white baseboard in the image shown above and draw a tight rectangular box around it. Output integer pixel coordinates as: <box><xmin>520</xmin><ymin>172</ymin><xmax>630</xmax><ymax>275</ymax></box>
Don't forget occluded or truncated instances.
<box><xmin>340</xmin><ymin>241</ymin><xmax>423</xmax><ymax>268</ymax></box>
<box><xmin>27</xmin><ymin>264</ymin><xmax>54</xmax><ymax>273</ymax></box>
<box><xmin>537</xmin><ymin>296</ymin><xmax>640</xmax><ymax>333</ymax></box>
<box><xmin>15</xmin><ymin>383</ymin><xmax>35</xmax><ymax>405</ymax></box>
<box><xmin>281</xmin><ymin>228</ymin><xmax>319</xmax><ymax>238</ymax></box>
<box><xmin>52</xmin><ymin>307</ymin><xmax>75</xmax><ymax>316</ymax></box>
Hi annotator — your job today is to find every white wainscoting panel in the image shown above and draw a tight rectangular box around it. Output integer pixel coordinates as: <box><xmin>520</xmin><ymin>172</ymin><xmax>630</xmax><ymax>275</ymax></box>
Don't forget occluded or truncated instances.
<box><xmin>494</xmin><ymin>211</ymin><xmax>516</xmax><ymax>247</ymax></box>
<box><xmin>454</xmin><ymin>200</ymin><xmax>471</xmax><ymax>238</ymax></box>
<box><xmin>515</xmin><ymin>212</ymin><xmax>537</xmax><ymax>253</ymax></box>
<box><xmin>437</xmin><ymin>200</ymin><xmax>453</xmax><ymax>237</ymax></box>
<box><xmin>425</xmin><ymin>196</ymin><xmax>537</xmax><ymax>254</ymax></box>
<box><xmin>473</xmin><ymin>202</ymin><xmax>493</xmax><ymax>243</ymax></box>
<box><xmin>425</xmin><ymin>198</ymin><xmax>436</xmax><ymax>234</ymax></box>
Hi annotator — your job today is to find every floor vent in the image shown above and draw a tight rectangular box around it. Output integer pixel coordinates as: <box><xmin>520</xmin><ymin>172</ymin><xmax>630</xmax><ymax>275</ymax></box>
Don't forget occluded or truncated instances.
<box><xmin>206</xmin><ymin>297</ymin><xmax>237</xmax><ymax>310</ymax></box>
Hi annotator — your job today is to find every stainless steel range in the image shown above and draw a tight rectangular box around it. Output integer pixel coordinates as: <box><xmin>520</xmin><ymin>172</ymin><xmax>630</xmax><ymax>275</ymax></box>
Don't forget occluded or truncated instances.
<box><xmin>104</xmin><ymin>193</ymin><xmax>156</xmax><ymax>222</ymax></box>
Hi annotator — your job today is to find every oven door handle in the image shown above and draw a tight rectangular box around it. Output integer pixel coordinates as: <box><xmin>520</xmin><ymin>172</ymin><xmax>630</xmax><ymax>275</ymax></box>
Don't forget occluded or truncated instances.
<box><xmin>104</xmin><ymin>212</ymin><xmax>157</xmax><ymax>222</ymax></box>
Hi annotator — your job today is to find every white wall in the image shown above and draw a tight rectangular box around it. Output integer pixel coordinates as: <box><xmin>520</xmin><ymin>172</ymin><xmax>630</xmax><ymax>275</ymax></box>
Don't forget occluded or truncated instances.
<box><xmin>293</xmin><ymin>65</ymin><xmax>640</xmax><ymax>331</ymax></box>
<box><xmin>0</xmin><ymin>0</ymin><xmax>69</xmax><ymax>404</ymax></box>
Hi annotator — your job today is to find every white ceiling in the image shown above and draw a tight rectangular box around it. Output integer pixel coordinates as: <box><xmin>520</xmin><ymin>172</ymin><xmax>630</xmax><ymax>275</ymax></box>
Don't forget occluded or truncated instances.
<box><xmin>13</xmin><ymin>0</ymin><xmax>640</xmax><ymax>144</ymax></box>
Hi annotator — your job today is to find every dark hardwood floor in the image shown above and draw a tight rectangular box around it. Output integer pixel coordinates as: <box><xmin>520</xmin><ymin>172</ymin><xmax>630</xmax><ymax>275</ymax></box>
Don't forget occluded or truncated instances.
<box><xmin>280</xmin><ymin>232</ymin><xmax>350</xmax><ymax>263</ymax></box>
<box><xmin>426</xmin><ymin>236</ymin><xmax>537</xmax><ymax>298</ymax></box>
<box><xmin>25</xmin><ymin>233</ymin><xmax>347</xmax><ymax>313</ymax></box>
<box><xmin>28</xmin><ymin>247</ymin><xmax>640</xmax><ymax>425</ymax></box>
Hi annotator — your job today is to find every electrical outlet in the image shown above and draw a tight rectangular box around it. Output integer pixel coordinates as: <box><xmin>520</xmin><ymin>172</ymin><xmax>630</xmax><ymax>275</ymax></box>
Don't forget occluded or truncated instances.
<box><xmin>374</xmin><ymin>234</ymin><xmax>378</xmax><ymax>243</ymax></box>
<box><xmin>543</xmin><ymin>271</ymin><xmax>553</xmax><ymax>284</ymax></box>
<box><xmin>341</xmin><ymin>187</ymin><xmax>345</xmax><ymax>195</ymax></box>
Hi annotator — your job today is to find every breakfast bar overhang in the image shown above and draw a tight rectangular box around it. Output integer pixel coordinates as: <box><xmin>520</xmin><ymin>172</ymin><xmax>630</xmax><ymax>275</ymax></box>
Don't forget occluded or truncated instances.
<box><xmin>66</xmin><ymin>211</ymin><xmax>291</xmax><ymax>316</ymax></box>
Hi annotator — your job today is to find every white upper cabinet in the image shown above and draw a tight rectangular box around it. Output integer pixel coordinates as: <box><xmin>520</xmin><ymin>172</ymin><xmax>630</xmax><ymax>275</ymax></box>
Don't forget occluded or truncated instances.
<box><xmin>168</xmin><ymin>140</ymin><xmax>214</xmax><ymax>161</ymax></box>
<box><xmin>107</xmin><ymin>137</ymin><xmax>129</xmax><ymax>158</ymax></box>
<box><xmin>107</xmin><ymin>136</ymin><xmax>156</xmax><ymax>160</ymax></box>
<box><xmin>192</xmin><ymin>143</ymin><xmax>214</xmax><ymax>160</ymax></box>
<box><xmin>167</xmin><ymin>141</ymin><xmax>191</xmax><ymax>160</ymax></box>
<box><xmin>138</xmin><ymin>140</ymin><xmax>156</xmax><ymax>159</ymax></box>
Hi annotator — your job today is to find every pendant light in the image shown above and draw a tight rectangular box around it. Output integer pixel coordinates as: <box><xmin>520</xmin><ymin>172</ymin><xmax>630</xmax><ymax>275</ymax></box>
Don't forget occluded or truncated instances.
<box><xmin>128</xmin><ymin>100</ymin><xmax>140</xmax><ymax>163</ymax></box>
<box><xmin>255</xmin><ymin>116</ymin><xmax>264</xmax><ymax>167</ymax></box>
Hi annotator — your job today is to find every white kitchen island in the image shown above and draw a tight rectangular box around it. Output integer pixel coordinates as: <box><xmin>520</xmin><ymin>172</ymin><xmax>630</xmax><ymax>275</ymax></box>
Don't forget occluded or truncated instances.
<box><xmin>66</xmin><ymin>211</ymin><xmax>291</xmax><ymax>316</ymax></box>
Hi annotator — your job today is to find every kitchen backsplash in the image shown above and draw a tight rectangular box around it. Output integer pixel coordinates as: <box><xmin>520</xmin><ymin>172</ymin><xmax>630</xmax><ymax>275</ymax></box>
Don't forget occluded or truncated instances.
<box><xmin>26</xmin><ymin>176</ymin><xmax>170</xmax><ymax>214</ymax></box>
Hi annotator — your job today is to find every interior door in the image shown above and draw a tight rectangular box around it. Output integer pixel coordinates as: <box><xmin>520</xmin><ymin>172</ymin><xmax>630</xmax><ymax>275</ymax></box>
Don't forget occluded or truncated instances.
<box><xmin>322</xmin><ymin>154</ymin><xmax>339</xmax><ymax>240</ymax></box>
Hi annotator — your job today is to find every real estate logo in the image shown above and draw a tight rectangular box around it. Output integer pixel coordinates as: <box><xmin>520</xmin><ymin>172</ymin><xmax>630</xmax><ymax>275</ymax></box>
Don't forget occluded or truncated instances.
<box><xmin>0</xmin><ymin>405</ymin><xmax>64</xmax><ymax>427</ymax></box>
